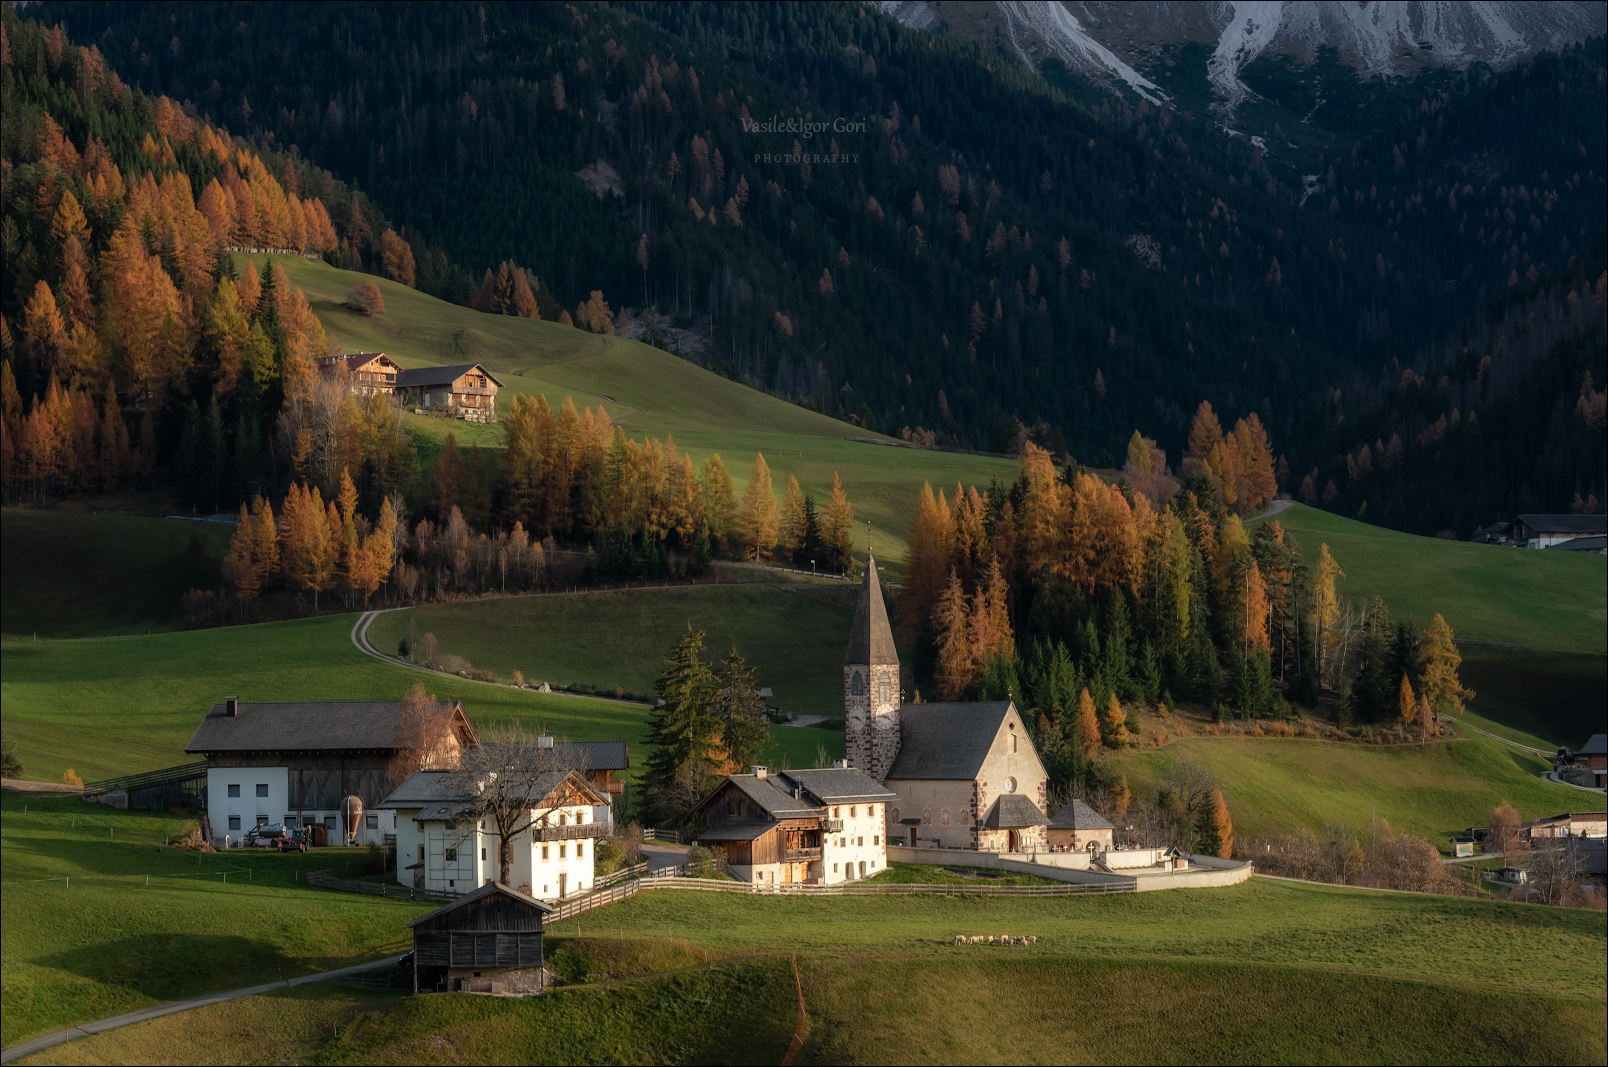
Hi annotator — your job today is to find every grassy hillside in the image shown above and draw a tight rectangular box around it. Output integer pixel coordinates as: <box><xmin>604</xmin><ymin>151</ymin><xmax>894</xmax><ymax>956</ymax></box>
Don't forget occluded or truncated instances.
<box><xmin>0</xmin><ymin>614</ymin><xmax>828</xmax><ymax>787</ymax></box>
<box><xmin>260</xmin><ymin>253</ymin><xmax>1020</xmax><ymax>574</ymax></box>
<box><xmin>9</xmin><ymin>829</ymin><xmax>1603</xmax><ymax>1064</ymax></box>
<box><xmin>1255</xmin><ymin>503</ymin><xmax>1607</xmax><ymax>654</ymax></box>
<box><xmin>1109</xmin><ymin>734</ymin><xmax>1585</xmax><ymax>849</ymax></box>
<box><xmin>1</xmin><ymin>511</ymin><xmax>231</xmax><ymax>639</ymax></box>
<box><xmin>0</xmin><ymin>798</ymin><xmax>431</xmax><ymax>1047</ymax></box>
<box><xmin>366</xmin><ymin>581</ymin><xmax>862</xmax><ymax>721</ymax></box>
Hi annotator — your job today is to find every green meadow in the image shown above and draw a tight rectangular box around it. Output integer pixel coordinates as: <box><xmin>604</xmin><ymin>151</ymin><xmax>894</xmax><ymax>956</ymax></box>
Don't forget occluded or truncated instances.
<box><xmin>1108</xmin><ymin>734</ymin><xmax>1585</xmax><ymax>849</ymax></box>
<box><xmin>260</xmin><ymin>253</ymin><xmax>1021</xmax><ymax>573</ymax></box>
<box><xmin>9</xmin><ymin>843</ymin><xmax>1604</xmax><ymax>1064</ymax></box>
<box><xmin>366</xmin><ymin>580</ymin><xmax>861</xmax><ymax>722</ymax></box>
<box><xmin>0</xmin><ymin>797</ymin><xmax>432</xmax><ymax>1048</ymax></box>
<box><xmin>1256</xmin><ymin>503</ymin><xmax>1607</xmax><ymax>654</ymax></box>
<box><xmin>0</xmin><ymin>612</ymin><xmax>828</xmax><ymax>789</ymax></box>
<box><xmin>0</xmin><ymin>510</ymin><xmax>231</xmax><ymax>639</ymax></box>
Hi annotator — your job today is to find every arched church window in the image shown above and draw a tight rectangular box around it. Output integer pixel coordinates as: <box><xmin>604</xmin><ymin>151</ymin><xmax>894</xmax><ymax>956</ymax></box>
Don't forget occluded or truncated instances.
<box><xmin>878</xmin><ymin>671</ymin><xmax>891</xmax><ymax>705</ymax></box>
<box><xmin>851</xmin><ymin>671</ymin><xmax>864</xmax><ymax>697</ymax></box>
<box><xmin>940</xmin><ymin>809</ymin><xmax>951</xmax><ymax>826</ymax></box>
<box><xmin>922</xmin><ymin>808</ymin><xmax>932</xmax><ymax>826</ymax></box>
<box><xmin>961</xmin><ymin>808</ymin><xmax>972</xmax><ymax>825</ymax></box>
<box><xmin>891</xmin><ymin>808</ymin><xmax>900</xmax><ymax>823</ymax></box>
<box><xmin>1009</xmin><ymin>734</ymin><xmax>1018</xmax><ymax>754</ymax></box>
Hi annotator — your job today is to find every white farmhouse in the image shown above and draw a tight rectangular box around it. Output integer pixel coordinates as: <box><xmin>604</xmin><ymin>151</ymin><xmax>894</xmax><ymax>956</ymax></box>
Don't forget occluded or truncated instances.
<box><xmin>379</xmin><ymin>768</ymin><xmax>608</xmax><ymax>901</ymax></box>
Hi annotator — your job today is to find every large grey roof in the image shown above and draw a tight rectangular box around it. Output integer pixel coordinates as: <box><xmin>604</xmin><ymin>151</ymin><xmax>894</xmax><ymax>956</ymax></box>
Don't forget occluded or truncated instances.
<box><xmin>724</xmin><ymin>774</ymin><xmax>821</xmax><ymax>818</ymax></box>
<box><xmin>187</xmin><ymin>700</ymin><xmax>466</xmax><ymax>755</ymax></box>
<box><xmin>1546</xmin><ymin>535</ymin><xmax>1607</xmax><ymax>552</ymax></box>
<box><xmin>394</xmin><ymin>363</ymin><xmax>503</xmax><ymax>389</ymax></box>
<box><xmin>378</xmin><ymin>769</ymin><xmax>457</xmax><ymax>807</ymax></box>
<box><xmin>782</xmin><ymin>767</ymin><xmax>895</xmax><ymax>804</ymax></box>
<box><xmin>1049</xmin><ymin>799</ymin><xmax>1114</xmax><ymax>831</ymax></box>
<box><xmin>983</xmin><ymin>794</ymin><xmax>1047</xmax><ymax>828</ymax></box>
<box><xmin>885</xmin><ymin>702</ymin><xmax>1014</xmax><ymax>781</ymax></box>
<box><xmin>1581</xmin><ymin>734</ymin><xmax>1607</xmax><ymax>755</ymax></box>
<box><xmin>1513</xmin><ymin>514</ymin><xmax>1607</xmax><ymax>534</ymax></box>
<box><xmin>377</xmin><ymin>768</ymin><xmax>601</xmax><ymax>819</ymax></box>
<box><xmin>845</xmin><ymin>553</ymin><xmax>898</xmax><ymax>666</ymax></box>
<box><xmin>537</xmin><ymin>741</ymin><xmax>629</xmax><ymax>772</ymax></box>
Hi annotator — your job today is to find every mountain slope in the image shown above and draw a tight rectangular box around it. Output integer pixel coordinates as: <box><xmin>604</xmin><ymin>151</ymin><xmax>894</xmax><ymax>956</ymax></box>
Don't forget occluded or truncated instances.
<box><xmin>29</xmin><ymin>1</ymin><xmax>1608</xmax><ymax>533</ymax></box>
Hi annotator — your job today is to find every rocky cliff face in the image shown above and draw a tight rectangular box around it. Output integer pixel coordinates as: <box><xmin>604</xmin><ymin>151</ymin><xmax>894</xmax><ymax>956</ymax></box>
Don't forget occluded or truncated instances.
<box><xmin>877</xmin><ymin>1</ymin><xmax>1606</xmax><ymax>110</ymax></box>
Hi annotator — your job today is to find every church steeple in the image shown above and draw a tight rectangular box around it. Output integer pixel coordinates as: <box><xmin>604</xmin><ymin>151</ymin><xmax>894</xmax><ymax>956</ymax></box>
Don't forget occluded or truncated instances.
<box><xmin>844</xmin><ymin>553</ymin><xmax>901</xmax><ymax>780</ymax></box>
<box><xmin>844</xmin><ymin>552</ymin><xmax>898</xmax><ymax>669</ymax></box>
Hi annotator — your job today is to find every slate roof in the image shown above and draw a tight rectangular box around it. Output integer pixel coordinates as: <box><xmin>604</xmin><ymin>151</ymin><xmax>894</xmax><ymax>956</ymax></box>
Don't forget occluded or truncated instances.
<box><xmin>546</xmin><ymin>741</ymin><xmax>629</xmax><ymax>771</ymax></box>
<box><xmin>982</xmin><ymin>794</ymin><xmax>1047</xmax><ymax>828</ymax></box>
<box><xmin>1511</xmin><ymin>514</ymin><xmax>1607</xmax><ymax>535</ymax></box>
<box><xmin>1579</xmin><ymin>734</ymin><xmax>1606</xmax><ymax>756</ymax></box>
<box><xmin>1048</xmin><ymin>799</ymin><xmax>1114</xmax><ymax>831</ymax></box>
<box><xmin>1546</xmin><ymin>535</ymin><xmax>1607</xmax><ymax>552</ymax></box>
<box><xmin>405</xmin><ymin>880</ymin><xmax>554</xmax><ymax>927</ymax></box>
<box><xmin>722</xmin><ymin>774</ymin><xmax>821</xmax><ymax>819</ymax></box>
<box><xmin>782</xmin><ymin>767</ymin><xmax>895</xmax><ymax>804</ymax></box>
<box><xmin>697</xmin><ymin>821</ymin><xmax>780</xmax><ymax>842</ymax></box>
<box><xmin>376</xmin><ymin>768</ymin><xmax>602</xmax><ymax>820</ymax></box>
<box><xmin>885</xmin><ymin>701</ymin><xmax>1015</xmax><ymax>781</ymax></box>
<box><xmin>844</xmin><ymin>552</ymin><xmax>898</xmax><ymax>666</ymax></box>
<box><xmin>186</xmin><ymin>700</ymin><xmax>469</xmax><ymax>755</ymax></box>
<box><xmin>394</xmin><ymin>363</ymin><xmax>503</xmax><ymax>389</ymax></box>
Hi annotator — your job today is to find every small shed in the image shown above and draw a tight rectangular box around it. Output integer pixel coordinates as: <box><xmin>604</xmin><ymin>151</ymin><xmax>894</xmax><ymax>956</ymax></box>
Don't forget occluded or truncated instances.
<box><xmin>1452</xmin><ymin>838</ymin><xmax>1476</xmax><ymax>858</ymax></box>
<box><xmin>407</xmin><ymin>882</ymin><xmax>554</xmax><ymax>995</ymax></box>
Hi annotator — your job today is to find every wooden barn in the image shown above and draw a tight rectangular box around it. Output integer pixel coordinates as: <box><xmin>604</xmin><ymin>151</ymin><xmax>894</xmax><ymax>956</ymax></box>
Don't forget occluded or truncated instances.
<box><xmin>317</xmin><ymin>351</ymin><xmax>402</xmax><ymax>397</ymax></box>
<box><xmin>186</xmin><ymin>697</ymin><xmax>478</xmax><ymax>847</ymax></box>
<box><xmin>395</xmin><ymin>363</ymin><xmax>502</xmax><ymax>422</ymax></box>
<box><xmin>407</xmin><ymin>882</ymin><xmax>554</xmax><ymax>994</ymax></box>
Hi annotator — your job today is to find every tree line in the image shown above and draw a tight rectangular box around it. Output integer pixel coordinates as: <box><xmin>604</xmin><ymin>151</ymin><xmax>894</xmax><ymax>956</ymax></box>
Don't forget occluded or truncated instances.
<box><xmin>900</xmin><ymin>402</ymin><xmax>1471</xmax><ymax>802</ymax></box>
<box><xmin>58</xmin><ymin>2</ymin><xmax>1607</xmax><ymax>538</ymax></box>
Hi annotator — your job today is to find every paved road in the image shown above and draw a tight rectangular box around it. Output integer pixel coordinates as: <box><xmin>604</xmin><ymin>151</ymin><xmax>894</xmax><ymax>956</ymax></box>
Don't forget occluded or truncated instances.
<box><xmin>641</xmin><ymin>843</ymin><xmax>689</xmax><ymax>872</ymax></box>
<box><xmin>0</xmin><ymin>956</ymin><xmax>404</xmax><ymax>1064</ymax></box>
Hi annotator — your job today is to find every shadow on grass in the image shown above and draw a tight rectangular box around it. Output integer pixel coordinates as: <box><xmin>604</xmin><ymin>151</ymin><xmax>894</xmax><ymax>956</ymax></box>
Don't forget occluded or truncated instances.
<box><xmin>1461</xmin><ymin>648</ymin><xmax>1607</xmax><ymax>746</ymax></box>
<box><xmin>39</xmin><ymin>934</ymin><xmax>308</xmax><ymax>1002</ymax></box>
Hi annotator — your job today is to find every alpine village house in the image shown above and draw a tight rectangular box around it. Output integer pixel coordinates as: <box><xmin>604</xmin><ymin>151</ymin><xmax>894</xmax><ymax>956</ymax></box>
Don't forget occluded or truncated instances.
<box><xmin>318</xmin><ymin>351</ymin><xmax>503</xmax><ymax>423</ymax></box>
<box><xmin>188</xmin><ymin>698</ymin><xmax>478</xmax><ymax>847</ymax></box>
<box><xmin>380</xmin><ymin>763</ymin><xmax>609</xmax><ymax>901</ymax></box>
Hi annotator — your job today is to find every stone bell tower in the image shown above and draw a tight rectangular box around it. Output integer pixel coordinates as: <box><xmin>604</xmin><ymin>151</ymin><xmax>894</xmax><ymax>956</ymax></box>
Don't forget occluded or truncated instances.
<box><xmin>844</xmin><ymin>552</ymin><xmax>901</xmax><ymax>781</ymax></box>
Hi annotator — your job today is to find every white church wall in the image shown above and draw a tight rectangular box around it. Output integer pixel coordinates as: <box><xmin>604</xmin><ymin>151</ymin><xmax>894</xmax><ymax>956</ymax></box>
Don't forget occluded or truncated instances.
<box><xmin>885</xmin><ymin>781</ymin><xmax>979</xmax><ymax>849</ymax></box>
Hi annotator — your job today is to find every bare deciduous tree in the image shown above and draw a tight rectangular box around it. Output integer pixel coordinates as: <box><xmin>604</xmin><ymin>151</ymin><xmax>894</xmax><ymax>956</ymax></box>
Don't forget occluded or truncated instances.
<box><xmin>444</xmin><ymin>724</ymin><xmax>589</xmax><ymax>887</ymax></box>
<box><xmin>387</xmin><ymin>684</ymin><xmax>464</xmax><ymax>785</ymax></box>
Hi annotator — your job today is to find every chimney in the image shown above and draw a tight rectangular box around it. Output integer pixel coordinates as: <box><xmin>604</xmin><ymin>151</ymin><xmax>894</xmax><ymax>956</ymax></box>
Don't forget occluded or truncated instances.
<box><xmin>751</xmin><ymin>765</ymin><xmax>767</xmax><ymax>779</ymax></box>
<box><xmin>224</xmin><ymin>696</ymin><xmax>239</xmax><ymax>717</ymax></box>
<box><xmin>537</xmin><ymin>732</ymin><xmax>554</xmax><ymax>749</ymax></box>
<box><xmin>833</xmin><ymin>759</ymin><xmax>848</xmax><ymax>770</ymax></box>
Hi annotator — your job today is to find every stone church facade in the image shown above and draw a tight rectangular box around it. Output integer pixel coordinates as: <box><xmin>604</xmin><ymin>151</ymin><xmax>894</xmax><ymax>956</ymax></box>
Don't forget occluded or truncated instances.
<box><xmin>844</xmin><ymin>555</ymin><xmax>1050</xmax><ymax>854</ymax></box>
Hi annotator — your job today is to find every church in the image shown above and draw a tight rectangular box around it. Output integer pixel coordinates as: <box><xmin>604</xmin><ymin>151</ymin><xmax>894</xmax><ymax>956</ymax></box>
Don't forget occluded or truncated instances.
<box><xmin>845</xmin><ymin>555</ymin><xmax>1051</xmax><ymax>854</ymax></box>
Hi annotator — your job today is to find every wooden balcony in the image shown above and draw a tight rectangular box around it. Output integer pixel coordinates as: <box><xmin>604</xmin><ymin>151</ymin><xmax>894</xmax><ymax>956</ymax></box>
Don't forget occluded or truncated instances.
<box><xmin>531</xmin><ymin>822</ymin><xmax>607</xmax><ymax>842</ymax></box>
<box><xmin>784</xmin><ymin>846</ymin><xmax>823</xmax><ymax>861</ymax></box>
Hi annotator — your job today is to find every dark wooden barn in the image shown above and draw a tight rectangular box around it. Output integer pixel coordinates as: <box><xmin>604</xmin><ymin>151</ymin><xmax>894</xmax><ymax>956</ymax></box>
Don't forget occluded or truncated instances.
<box><xmin>407</xmin><ymin>882</ymin><xmax>554</xmax><ymax>994</ymax></box>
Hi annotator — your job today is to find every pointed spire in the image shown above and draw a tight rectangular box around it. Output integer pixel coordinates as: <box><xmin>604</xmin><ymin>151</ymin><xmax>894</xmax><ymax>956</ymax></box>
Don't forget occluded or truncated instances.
<box><xmin>845</xmin><ymin>552</ymin><xmax>898</xmax><ymax>666</ymax></box>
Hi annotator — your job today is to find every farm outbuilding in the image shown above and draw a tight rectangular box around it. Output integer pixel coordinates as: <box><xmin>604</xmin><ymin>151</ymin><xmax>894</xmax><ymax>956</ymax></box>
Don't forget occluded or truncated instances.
<box><xmin>407</xmin><ymin>881</ymin><xmax>554</xmax><ymax>994</ymax></box>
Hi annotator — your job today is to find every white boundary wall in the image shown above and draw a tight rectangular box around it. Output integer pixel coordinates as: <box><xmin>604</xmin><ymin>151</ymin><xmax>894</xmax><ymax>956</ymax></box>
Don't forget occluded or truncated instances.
<box><xmin>887</xmin><ymin>846</ymin><xmax>1256</xmax><ymax>891</ymax></box>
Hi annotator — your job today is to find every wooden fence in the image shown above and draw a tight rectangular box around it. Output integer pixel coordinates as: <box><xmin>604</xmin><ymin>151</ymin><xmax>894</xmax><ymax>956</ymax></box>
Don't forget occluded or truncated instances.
<box><xmin>307</xmin><ymin>866</ymin><xmax>1135</xmax><ymax>919</ymax></box>
<box><xmin>305</xmin><ymin>869</ymin><xmax>455</xmax><ymax>903</ymax></box>
<box><xmin>545</xmin><ymin>872</ymin><xmax>1133</xmax><ymax>922</ymax></box>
